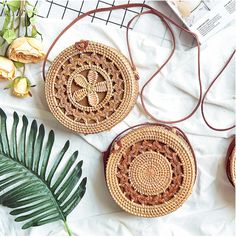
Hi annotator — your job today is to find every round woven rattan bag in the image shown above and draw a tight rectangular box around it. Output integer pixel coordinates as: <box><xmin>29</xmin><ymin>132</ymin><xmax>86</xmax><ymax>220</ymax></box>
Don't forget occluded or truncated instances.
<box><xmin>45</xmin><ymin>40</ymin><xmax>139</xmax><ymax>134</ymax></box>
<box><xmin>104</xmin><ymin>124</ymin><xmax>197</xmax><ymax>217</ymax></box>
<box><xmin>226</xmin><ymin>137</ymin><xmax>236</xmax><ymax>187</ymax></box>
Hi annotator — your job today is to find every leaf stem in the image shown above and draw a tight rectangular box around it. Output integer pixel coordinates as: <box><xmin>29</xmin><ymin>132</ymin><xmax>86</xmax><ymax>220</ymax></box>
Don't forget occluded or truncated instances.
<box><xmin>10</xmin><ymin>11</ymin><xmax>15</xmax><ymax>29</ymax></box>
<box><xmin>4</xmin><ymin>44</ymin><xmax>9</xmax><ymax>57</ymax></box>
<box><xmin>64</xmin><ymin>221</ymin><xmax>73</xmax><ymax>236</ymax></box>
<box><xmin>0</xmin><ymin>39</ymin><xmax>6</xmax><ymax>48</ymax></box>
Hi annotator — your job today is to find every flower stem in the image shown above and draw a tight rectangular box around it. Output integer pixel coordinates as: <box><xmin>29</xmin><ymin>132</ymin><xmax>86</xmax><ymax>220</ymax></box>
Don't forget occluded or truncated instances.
<box><xmin>64</xmin><ymin>221</ymin><xmax>73</xmax><ymax>236</ymax></box>
<box><xmin>18</xmin><ymin>11</ymin><xmax>21</xmax><ymax>37</ymax></box>
<box><xmin>21</xmin><ymin>64</ymin><xmax>26</xmax><ymax>77</ymax></box>
<box><xmin>18</xmin><ymin>0</ymin><xmax>26</xmax><ymax>37</ymax></box>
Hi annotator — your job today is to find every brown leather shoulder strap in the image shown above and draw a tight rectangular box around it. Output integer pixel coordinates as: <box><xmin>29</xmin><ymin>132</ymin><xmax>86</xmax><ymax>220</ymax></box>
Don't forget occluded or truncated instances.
<box><xmin>201</xmin><ymin>50</ymin><xmax>235</xmax><ymax>131</ymax></box>
<box><xmin>42</xmin><ymin>3</ymin><xmax>154</xmax><ymax>80</ymax></box>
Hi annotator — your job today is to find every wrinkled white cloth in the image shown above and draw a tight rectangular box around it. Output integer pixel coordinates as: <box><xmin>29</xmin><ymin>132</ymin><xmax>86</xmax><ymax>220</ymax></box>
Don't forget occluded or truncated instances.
<box><xmin>0</xmin><ymin>16</ymin><xmax>235</xmax><ymax>236</ymax></box>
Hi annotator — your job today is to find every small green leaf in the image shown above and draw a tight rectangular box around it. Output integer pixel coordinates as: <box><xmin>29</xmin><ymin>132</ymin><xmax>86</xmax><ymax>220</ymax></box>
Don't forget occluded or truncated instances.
<box><xmin>2</xmin><ymin>9</ymin><xmax>11</xmax><ymax>31</ymax></box>
<box><xmin>27</xmin><ymin>9</ymin><xmax>34</xmax><ymax>18</ymax></box>
<box><xmin>13</xmin><ymin>61</ymin><xmax>25</xmax><ymax>68</ymax></box>
<box><xmin>26</xmin><ymin>77</ymin><xmax>32</xmax><ymax>87</ymax></box>
<box><xmin>3</xmin><ymin>29</ymin><xmax>16</xmax><ymax>44</ymax></box>
<box><xmin>4</xmin><ymin>81</ymin><xmax>14</xmax><ymax>90</ymax></box>
<box><xmin>26</xmin><ymin>1</ymin><xmax>34</xmax><ymax>7</ymax></box>
<box><xmin>7</xmin><ymin>0</ymin><xmax>21</xmax><ymax>12</ymax></box>
<box><xmin>31</xmin><ymin>26</ymin><xmax>38</xmax><ymax>38</ymax></box>
<box><xmin>29</xmin><ymin>16</ymin><xmax>36</xmax><ymax>25</ymax></box>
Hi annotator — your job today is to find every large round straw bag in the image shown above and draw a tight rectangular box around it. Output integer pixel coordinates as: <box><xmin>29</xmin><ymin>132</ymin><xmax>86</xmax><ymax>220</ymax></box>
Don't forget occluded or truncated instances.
<box><xmin>45</xmin><ymin>40</ymin><xmax>138</xmax><ymax>134</ymax></box>
<box><xmin>104</xmin><ymin>124</ymin><xmax>197</xmax><ymax>217</ymax></box>
<box><xmin>226</xmin><ymin>137</ymin><xmax>236</xmax><ymax>187</ymax></box>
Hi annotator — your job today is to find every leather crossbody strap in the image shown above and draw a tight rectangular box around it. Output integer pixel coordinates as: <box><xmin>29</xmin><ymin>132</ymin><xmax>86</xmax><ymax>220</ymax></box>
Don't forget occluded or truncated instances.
<box><xmin>201</xmin><ymin>50</ymin><xmax>235</xmax><ymax>131</ymax></box>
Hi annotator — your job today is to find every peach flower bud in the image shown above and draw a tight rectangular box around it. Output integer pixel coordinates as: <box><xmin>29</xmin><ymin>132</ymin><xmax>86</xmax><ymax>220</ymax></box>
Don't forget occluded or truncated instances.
<box><xmin>7</xmin><ymin>37</ymin><xmax>45</xmax><ymax>64</ymax></box>
<box><xmin>0</xmin><ymin>56</ymin><xmax>16</xmax><ymax>80</ymax></box>
<box><xmin>12</xmin><ymin>77</ymin><xmax>31</xmax><ymax>97</ymax></box>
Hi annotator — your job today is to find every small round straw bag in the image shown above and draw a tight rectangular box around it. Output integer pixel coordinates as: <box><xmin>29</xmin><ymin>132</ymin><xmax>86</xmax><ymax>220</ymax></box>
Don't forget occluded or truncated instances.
<box><xmin>201</xmin><ymin>50</ymin><xmax>235</xmax><ymax>187</ymax></box>
<box><xmin>103</xmin><ymin>124</ymin><xmax>196</xmax><ymax>217</ymax></box>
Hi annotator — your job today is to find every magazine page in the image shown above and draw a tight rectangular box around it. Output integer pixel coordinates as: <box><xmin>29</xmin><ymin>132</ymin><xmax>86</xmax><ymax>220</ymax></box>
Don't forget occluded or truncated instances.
<box><xmin>166</xmin><ymin>0</ymin><xmax>235</xmax><ymax>43</ymax></box>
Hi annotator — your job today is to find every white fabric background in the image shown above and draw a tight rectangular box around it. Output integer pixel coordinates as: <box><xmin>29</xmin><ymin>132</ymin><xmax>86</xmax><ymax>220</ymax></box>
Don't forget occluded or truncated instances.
<box><xmin>0</xmin><ymin>15</ymin><xmax>235</xmax><ymax>236</ymax></box>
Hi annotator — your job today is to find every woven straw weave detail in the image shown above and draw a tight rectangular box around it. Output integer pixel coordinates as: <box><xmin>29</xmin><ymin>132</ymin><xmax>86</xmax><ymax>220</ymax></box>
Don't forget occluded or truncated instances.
<box><xmin>129</xmin><ymin>152</ymin><xmax>173</xmax><ymax>195</ymax></box>
<box><xmin>45</xmin><ymin>41</ymin><xmax>138</xmax><ymax>134</ymax></box>
<box><xmin>106</xmin><ymin>125</ymin><xmax>196</xmax><ymax>217</ymax></box>
<box><xmin>230</xmin><ymin>148</ymin><xmax>236</xmax><ymax>186</ymax></box>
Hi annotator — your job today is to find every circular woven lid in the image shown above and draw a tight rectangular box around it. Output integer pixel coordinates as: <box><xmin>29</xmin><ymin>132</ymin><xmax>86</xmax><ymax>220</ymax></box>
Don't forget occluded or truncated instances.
<box><xmin>45</xmin><ymin>40</ymin><xmax>138</xmax><ymax>134</ymax></box>
<box><xmin>226</xmin><ymin>138</ymin><xmax>236</xmax><ymax>187</ymax></box>
<box><xmin>105</xmin><ymin>124</ymin><xmax>196</xmax><ymax>217</ymax></box>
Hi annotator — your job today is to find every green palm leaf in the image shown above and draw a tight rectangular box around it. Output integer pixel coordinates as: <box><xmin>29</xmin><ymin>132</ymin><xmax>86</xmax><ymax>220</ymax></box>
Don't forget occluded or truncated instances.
<box><xmin>0</xmin><ymin>108</ymin><xmax>87</xmax><ymax>235</ymax></box>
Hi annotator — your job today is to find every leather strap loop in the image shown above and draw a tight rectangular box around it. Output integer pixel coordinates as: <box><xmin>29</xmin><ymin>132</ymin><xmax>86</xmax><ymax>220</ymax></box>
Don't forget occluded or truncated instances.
<box><xmin>201</xmin><ymin>50</ymin><xmax>235</xmax><ymax>131</ymax></box>
<box><xmin>125</xmin><ymin>10</ymin><xmax>175</xmax><ymax>81</ymax></box>
<box><xmin>125</xmin><ymin>8</ymin><xmax>201</xmax><ymax>124</ymax></box>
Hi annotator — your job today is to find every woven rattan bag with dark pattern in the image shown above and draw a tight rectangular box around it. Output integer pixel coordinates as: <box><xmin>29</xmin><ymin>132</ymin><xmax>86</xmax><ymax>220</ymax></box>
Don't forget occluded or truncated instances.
<box><xmin>42</xmin><ymin>3</ymin><xmax>203</xmax><ymax>217</ymax></box>
<box><xmin>103</xmin><ymin>123</ymin><xmax>197</xmax><ymax>217</ymax></box>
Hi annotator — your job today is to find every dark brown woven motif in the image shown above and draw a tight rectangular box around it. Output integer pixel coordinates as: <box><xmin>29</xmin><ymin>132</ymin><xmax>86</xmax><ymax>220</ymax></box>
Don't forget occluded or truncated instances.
<box><xmin>116</xmin><ymin>140</ymin><xmax>184</xmax><ymax>206</ymax></box>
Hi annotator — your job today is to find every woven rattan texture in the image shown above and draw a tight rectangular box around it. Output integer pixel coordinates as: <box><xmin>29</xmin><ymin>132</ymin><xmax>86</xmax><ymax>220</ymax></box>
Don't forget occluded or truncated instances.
<box><xmin>229</xmin><ymin>148</ymin><xmax>236</xmax><ymax>186</ymax></box>
<box><xmin>45</xmin><ymin>40</ymin><xmax>139</xmax><ymax>134</ymax></box>
<box><xmin>106</xmin><ymin>125</ymin><xmax>196</xmax><ymax>217</ymax></box>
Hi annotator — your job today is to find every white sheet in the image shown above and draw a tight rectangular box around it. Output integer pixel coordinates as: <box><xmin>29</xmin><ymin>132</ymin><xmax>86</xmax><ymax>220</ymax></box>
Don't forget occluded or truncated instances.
<box><xmin>0</xmin><ymin>16</ymin><xmax>235</xmax><ymax>236</ymax></box>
